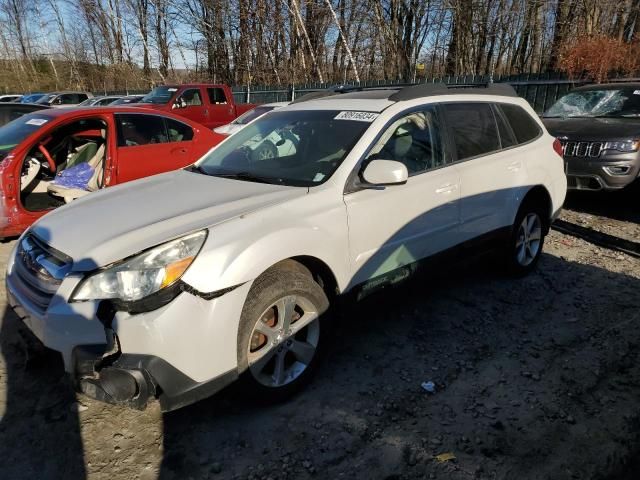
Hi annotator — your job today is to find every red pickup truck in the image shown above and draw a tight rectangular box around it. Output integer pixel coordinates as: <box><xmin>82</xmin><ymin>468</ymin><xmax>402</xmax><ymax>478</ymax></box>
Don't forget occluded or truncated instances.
<box><xmin>135</xmin><ymin>84</ymin><xmax>256</xmax><ymax>129</ymax></box>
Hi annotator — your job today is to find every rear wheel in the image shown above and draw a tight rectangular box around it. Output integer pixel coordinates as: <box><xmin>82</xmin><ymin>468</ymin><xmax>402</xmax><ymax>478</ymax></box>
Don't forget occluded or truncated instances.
<box><xmin>505</xmin><ymin>201</ymin><xmax>546</xmax><ymax>276</ymax></box>
<box><xmin>237</xmin><ymin>264</ymin><xmax>329</xmax><ymax>401</ymax></box>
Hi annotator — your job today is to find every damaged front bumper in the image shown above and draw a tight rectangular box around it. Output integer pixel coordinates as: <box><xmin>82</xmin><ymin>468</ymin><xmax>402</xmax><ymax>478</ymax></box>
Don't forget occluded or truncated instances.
<box><xmin>72</xmin><ymin>332</ymin><xmax>238</xmax><ymax>411</ymax></box>
<box><xmin>7</xmin><ymin>246</ymin><xmax>253</xmax><ymax>411</ymax></box>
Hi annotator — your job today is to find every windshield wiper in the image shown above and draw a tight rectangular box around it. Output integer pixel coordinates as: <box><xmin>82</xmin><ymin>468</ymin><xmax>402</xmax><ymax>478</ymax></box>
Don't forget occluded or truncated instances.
<box><xmin>185</xmin><ymin>164</ymin><xmax>207</xmax><ymax>174</ymax></box>
<box><xmin>208</xmin><ymin>171</ymin><xmax>280</xmax><ymax>184</ymax></box>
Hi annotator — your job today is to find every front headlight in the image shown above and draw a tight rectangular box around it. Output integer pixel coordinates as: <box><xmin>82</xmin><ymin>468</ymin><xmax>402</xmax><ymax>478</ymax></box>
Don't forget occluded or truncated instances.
<box><xmin>603</xmin><ymin>140</ymin><xmax>640</xmax><ymax>153</ymax></box>
<box><xmin>72</xmin><ymin>230</ymin><xmax>207</xmax><ymax>302</ymax></box>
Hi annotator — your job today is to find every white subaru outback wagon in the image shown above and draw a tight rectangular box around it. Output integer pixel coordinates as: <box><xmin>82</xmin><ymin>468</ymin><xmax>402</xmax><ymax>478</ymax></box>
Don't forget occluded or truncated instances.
<box><xmin>6</xmin><ymin>83</ymin><xmax>567</xmax><ymax>411</ymax></box>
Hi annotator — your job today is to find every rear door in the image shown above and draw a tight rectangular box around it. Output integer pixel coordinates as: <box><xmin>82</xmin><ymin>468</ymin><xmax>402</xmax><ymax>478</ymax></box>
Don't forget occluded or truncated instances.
<box><xmin>114</xmin><ymin>113</ymin><xmax>195</xmax><ymax>183</ymax></box>
<box><xmin>344</xmin><ymin>106</ymin><xmax>461</xmax><ymax>287</ymax></box>
<box><xmin>172</xmin><ymin>87</ymin><xmax>208</xmax><ymax>127</ymax></box>
<box><xmin>442</xmin><ymin>102</ymin><xmax>528</xmax><ymax>243</ymax></box>
<box><xmin>206</xmin><ymin>87</ymin><xmax>236</xmax><ymax>128</ymax></box>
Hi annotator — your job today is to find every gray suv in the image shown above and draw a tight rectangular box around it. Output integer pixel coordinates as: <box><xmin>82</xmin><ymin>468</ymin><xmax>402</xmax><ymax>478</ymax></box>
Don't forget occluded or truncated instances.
<box><xmin>542</xmin><ymin>83</ymin><xmax>640</xmax><ymax>191</ymax></box>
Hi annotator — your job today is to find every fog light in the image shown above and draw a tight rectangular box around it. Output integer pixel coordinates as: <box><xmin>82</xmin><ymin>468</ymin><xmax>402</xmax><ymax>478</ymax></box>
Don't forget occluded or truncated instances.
<box><xmin>603</xmin><ymin>166</ymin><xmax>631</xmax><ymax>176</ymax></box>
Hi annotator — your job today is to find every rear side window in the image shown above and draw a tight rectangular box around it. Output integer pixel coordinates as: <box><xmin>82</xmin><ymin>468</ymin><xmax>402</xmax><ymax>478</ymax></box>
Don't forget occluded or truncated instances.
<box><xmin>499</xmin><ymin>104</ymin><xmax>541</xmax><ymax>144</ymax></box>
<box><xmin>443</xmin><ymin>103</ymin><xmax>500</xmax><ymax>160</ymax></box>
<box><xmin>207</xmin><ymin>88</ymin><xmax>228</xmax><ymax>105</ymax></box>
<box><xmin>116</xmin><ymin>114</ymin><xmax>168</xmax><ymax>146</ymax></box>
<box><xmin>166</xmin><ymin>118</ymin><xmax>194</xmax><ymax>142</ymax></box>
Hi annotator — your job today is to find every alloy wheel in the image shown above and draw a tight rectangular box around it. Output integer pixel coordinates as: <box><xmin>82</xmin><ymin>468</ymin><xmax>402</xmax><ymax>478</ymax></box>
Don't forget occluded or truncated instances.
<box><xmin>515</xmin><ymin>212</ymin><xmax>542</xmax><ymax>266</ymax></box>
<box><xmin>247</xmin><ymin>295</ymin><xmax>320</xmax><ymax>387</ymax></box>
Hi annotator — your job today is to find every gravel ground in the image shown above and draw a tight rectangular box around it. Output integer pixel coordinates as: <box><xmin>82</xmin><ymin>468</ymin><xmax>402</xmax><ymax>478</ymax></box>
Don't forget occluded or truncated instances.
<box><xmin>0</xmin><ymin>188</ymin><xmax>639</xmax><ymax>480</ymax></box>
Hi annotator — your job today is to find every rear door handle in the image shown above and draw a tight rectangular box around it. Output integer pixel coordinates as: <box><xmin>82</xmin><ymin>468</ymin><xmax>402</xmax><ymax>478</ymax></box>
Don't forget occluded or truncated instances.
<box><xmin>435</xmin><ymin>183</ymin><xmax>458</xmax><ymax>194</ymax></box>
<box><xmin>507</xmin><ymin>161</ymin><xmax>522</xmax><ymax>172</ymax></box>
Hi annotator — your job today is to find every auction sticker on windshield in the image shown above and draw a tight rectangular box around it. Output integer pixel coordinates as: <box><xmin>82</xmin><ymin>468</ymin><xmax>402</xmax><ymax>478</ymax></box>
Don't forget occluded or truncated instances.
<box><xmin>25</xmin><ymin>118</ymin><xmax>48</xmax><ymax>126</ymax></box>
<box><xmin>334</xmin><ymin>111</ymin><xmax>379</xmax><ymax>122</ymax></box>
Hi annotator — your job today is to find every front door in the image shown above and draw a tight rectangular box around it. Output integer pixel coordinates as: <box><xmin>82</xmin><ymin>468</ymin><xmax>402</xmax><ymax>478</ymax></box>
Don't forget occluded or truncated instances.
<box><xmin>344</xmin><ymin>106</ymin><xmax>461</xmax><ymax>288</ymax></box>
<box><xmin>172</xmin><ymin>88</ymin><xmax>209</xmax><ymax>127</ymax></box>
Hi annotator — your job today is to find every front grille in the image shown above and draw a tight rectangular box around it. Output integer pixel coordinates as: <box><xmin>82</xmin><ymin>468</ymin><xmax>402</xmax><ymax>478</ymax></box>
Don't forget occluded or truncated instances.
<box><xmin>561</xmin><ymin>141</ymin><xmax>604</xmax><ymax>158</ymax></box>
<box><xmin>10</xmin><ymin>235</ymin><xmax>72</xmax><ymax>313</ymax></box>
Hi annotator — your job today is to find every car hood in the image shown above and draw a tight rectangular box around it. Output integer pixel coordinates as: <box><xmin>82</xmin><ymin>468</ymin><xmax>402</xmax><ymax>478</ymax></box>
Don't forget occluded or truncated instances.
<box><xmin>542</xmin><ymin>117</ymin><xmax>640</xmax><ymax>141</ymax></box>
<box><xmin>130</xmin><ymin>103</ymin><xmax>166</xmax><ymax>110</ymax></box>
<box><xmin>213</xmin><ymin>124</ymin><xmax>241</xmax><ymax>135</ymax></box>
<box><xmin>31</xmin><ymin>170</ymin><xmax>307</xmax><ymax>271</ymax></box>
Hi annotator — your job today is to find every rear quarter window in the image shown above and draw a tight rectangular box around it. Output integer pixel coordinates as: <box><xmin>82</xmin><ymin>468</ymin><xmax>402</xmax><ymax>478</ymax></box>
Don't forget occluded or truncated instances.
<box><xmin>499</xmin><ymin>104</ymin><xmax>542</xmax><ymax>144</ymax></box>
<box><xmin>166</xmin><ymin>118</ymin><xmax>193</xmax><ymax>142</ymax></box>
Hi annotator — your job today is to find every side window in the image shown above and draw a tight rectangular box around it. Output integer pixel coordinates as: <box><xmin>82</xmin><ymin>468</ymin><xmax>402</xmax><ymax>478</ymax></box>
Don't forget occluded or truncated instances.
<box><xmin>116</xmin><ymin>114</ymin><xmax>168</xmax><ymax>147</ymax></box>
<box><xmin>492</xmin><ymin>104</ymin><xmax>517</xmax><ymax>148</ymax></box>
<box><xmin>499</xmin><ymin>104</ymin><xmax>542</xmax><ymax>144</ymax></box>
<box><xmin>443</xmin><ymin>103</ymin><xmax>500</xmax><ymax>161</ymax></box>
<box><xmin>176</xmin><ymin>88</ymin><xmax>202</xmax><ymax>107</ymax></box>
<box><xmin>77</xmin><ymin>94</ymin><xmax>88</xmax><ymax>102</ymax></box>
<box><xmin>207</xmin><ymin>88</ymin><xmax>228</xmax><ymax>105</ymax></box>
<box><xmin>365</xmin><ymin>107</ymin><xmax>446</xmax><ymax>175</ymax></box>
<box><xmin>9</xmin><ymin>109</ymin><xmax>25</xmax><ymax>121</ymax></box>
<box><xmin>61</xmin><ymin>94</ymin><xmax>76</xmax><ymax>105</ymax></box>
<box><xmin>165</xmin><ymin>118</ymin><xmax>194</xmax><ymax>142</ymax></box>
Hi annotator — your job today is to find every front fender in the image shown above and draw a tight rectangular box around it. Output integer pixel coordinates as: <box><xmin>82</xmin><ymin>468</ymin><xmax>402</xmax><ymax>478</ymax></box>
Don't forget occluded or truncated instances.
<box><xmin>181</xmin><ymin>216</ymin><xmax>350</xmax><ymax>295</ymax></box>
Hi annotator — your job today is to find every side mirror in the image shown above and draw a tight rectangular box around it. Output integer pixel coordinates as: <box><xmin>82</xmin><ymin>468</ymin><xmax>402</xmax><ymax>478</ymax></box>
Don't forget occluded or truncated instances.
<box><xmin>362</xmin><ymin>159</ymin><xmax>408</xmax><ymax>186</ymax></box>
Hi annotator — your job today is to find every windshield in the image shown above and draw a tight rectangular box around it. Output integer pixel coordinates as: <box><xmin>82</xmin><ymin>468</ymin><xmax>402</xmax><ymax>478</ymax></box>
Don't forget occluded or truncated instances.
<box><xmin>21</xmin><ymin>93</ymin><xmax>45</xmax><ymax>103</ymax></box>
<box><xmin>78</xmin><ymin>98</ymin><xmax>95</xmax><ymax>106</ymax></box>
<box><xmin>194</xmin><ymin>110</ymin><xmax>372</xmax><ymax>187</ymax></box>
<box><xmin>232</xmin><ymin>106</ymin><xmax>278</xmax><ymax>126</ymax></box>
<box><xmin>0</xmin><ymin>113</ymin><xmax>50</xmax><ymax>152</ymax></box>
<box><xmin>544</xmin><ymin>88</ymin><xmax>640</xmax><ymax>118</ymax></box>
<box><xmin>35</xmin><ymin>94</ymin><xmax>56</xmax><ymax>105</ymax></box>
<box><xmin>112</xmin><ymin>96</ymin><xmax>140</xmax><ymax>105</ymax></box>
<box><xmin>141</xmin><ymin>86</ymin><xmax>176</xmax><ymax>104</ymax></box>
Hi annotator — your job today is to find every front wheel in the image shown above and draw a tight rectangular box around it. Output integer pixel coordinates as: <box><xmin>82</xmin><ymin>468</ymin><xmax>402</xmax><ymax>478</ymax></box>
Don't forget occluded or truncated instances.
<box><xmin>505</xmin><ymin>202</ymin><xmax>546</xmax><ymax>276</ymax></box>
<box><xmin>237</xmin><ymin>264</ymin><xmax>330</xmax><ymax>401</ymax></box>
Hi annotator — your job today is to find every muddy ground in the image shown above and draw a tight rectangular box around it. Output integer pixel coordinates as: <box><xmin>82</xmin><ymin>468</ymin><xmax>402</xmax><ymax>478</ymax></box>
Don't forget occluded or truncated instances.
<box><xmin>1</xmin><ymin>187</ymin><xmax>639</xmax><ymax>480</ymax></box>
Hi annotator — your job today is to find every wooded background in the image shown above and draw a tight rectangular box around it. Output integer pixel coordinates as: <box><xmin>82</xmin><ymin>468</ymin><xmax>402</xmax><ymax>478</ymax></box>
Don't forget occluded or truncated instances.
<box><xmin>1</xmin><ymin>0</ymin><xmax>639</xmax><ymax>93</ymax></box>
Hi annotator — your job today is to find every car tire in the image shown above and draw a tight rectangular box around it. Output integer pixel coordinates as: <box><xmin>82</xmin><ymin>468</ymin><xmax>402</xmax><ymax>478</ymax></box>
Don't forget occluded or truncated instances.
<box><xmin>251</xmin><ymin>141</ymin><xmax>278</xmax><ymax>161</ymax></box>
<box><xmin>505</xmin><ymin>199</ymin><xmax>547</xmax><ymax>276</ymax></box>
<box><xmin>237</xmin><ymin>263</ymin><xmax>330</xmax><ymax>402</ymax></box>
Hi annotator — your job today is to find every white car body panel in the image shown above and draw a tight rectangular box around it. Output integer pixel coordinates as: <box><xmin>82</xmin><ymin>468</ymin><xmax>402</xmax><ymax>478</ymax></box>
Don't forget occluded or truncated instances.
<box><xmin>6</xmin><ymin>89</ymin><xmax>567</xmax><ymax>408</ymax></box>
<box><xmin>114</xmin><ymin>282</ymin><xmax>253</xmax><ymax>382</ymax></box>
<box><xmin>344</xmin><ymin>165</ymin><xmax>461</xmax><ymax>287</ymax></box>
<box><xmin>30</xmin><ymin>170</ymin><xmax>307</xmax><ymax>270</ymax></box>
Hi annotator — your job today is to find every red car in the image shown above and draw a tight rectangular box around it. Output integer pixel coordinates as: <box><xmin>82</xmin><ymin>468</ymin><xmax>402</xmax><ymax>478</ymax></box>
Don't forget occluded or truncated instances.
<box><xmin>0</xmin><ymin>106</ymin><xmax>223</xmax><ymax>238</ymax></box>
<box><xmin>135</xmin><ymin>84</ymin><xmax>256</xmax><ymax>129</ymax></box>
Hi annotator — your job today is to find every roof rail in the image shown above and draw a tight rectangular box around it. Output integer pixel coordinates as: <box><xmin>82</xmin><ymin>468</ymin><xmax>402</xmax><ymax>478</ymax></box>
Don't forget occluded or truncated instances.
<box><xmin>292</xmin><ymin>81</ymin><xmax>519</xmax><ymax>104</ymax></box>
<box><xmin>389</xmin><ymin>82</ymin><xmax>518</xmax><ymax>101</ymax></box>
<box><xmin>606</xmin><ymin>77</ymin><xmax>640</xmax><ymax>83</ymax></box>
<box><xmin>291</xmin><ymin>83</ymin><xmax>410</xmax><ymax>104</ymax></box>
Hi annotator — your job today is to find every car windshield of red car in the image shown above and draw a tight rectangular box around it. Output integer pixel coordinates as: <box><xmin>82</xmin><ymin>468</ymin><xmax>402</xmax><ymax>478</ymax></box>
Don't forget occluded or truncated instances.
<box><xmin>140</xmin><ymin>86</ymin><xmax>177</xmax><ymax>104</ymax></box>
<box><xmin>0</xmin><ymin>113</ymin><xmax>50</xmax><ymax>152</ymax></box>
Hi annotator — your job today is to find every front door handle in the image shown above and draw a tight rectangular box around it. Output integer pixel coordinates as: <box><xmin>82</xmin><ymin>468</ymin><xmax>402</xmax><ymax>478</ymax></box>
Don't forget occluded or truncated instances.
<box><xmin>435</xmin><ymin>183</ymin><xmax>458</xmax><ymax>194</ymax></box>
